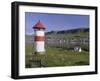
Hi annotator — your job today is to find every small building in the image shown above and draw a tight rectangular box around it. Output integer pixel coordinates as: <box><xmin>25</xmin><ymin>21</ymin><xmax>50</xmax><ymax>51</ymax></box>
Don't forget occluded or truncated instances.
<box><xmin>74</xmin><ymin>46</ymin><xmax>82</xmax><ymax>52</ymax></box>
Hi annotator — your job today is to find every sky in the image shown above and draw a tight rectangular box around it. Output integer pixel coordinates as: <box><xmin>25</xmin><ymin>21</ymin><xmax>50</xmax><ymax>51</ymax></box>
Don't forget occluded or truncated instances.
<box><xmin>25</xmin><ymin>12</ymin><xmax>89</xmax><ymax>35</ymax></box>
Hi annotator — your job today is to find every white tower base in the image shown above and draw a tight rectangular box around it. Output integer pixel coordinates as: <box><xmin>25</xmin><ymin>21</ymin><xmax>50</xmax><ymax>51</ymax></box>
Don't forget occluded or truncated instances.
<box><xmin>34</xmin><ymin>41</ymin><xmax>45</xmax><ymax>54</ymax></box>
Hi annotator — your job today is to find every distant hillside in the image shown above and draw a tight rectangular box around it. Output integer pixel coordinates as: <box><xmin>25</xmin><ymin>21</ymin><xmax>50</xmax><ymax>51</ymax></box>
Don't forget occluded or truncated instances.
<box><xmin>46</xmin><ymin>28</ymin><xmax>89</xmax><ymax>35</ymax></box>
<box><xmin>25</xmin><ymin>35</ymin><xmax>33</xmax><ymax>44</ymax></box>
<box><xmin>45</xmin><ymin>28</ymin><xmax>89</xmax><ymax>49</ymax></box>
<box><xmin>25</xmin><ymin>28</ymin><xmax>89</xmax><ymax>44</ymax></box>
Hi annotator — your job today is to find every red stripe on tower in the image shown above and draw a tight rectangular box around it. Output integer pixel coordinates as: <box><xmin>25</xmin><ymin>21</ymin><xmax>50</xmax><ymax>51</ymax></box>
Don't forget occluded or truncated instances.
<box><xmin>34</xmin><ymin>36</ymin><xmax>45</xmax><ymax>41</ymax></box>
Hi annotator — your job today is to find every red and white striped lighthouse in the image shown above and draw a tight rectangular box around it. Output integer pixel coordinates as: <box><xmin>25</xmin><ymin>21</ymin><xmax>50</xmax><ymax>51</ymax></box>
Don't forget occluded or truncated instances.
<box><xmin>33</xmin><ymin>20</ymin><xmax>45</xmax><ymax>54</ymax></box>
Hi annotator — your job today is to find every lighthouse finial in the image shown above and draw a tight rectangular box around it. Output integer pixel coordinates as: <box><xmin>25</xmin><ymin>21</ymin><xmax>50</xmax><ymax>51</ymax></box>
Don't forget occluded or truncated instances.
<box><xmin>38</xmin><ymin>20</ymin><xmax>41</xmax><ymax>22</ymax></box>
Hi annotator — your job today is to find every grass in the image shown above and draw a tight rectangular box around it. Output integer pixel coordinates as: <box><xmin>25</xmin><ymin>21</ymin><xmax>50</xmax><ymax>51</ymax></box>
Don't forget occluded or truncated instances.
<box><xmin>25</xmin><ymin>44</ymin><xmax>89</xmax><ymax>68</ymax></box>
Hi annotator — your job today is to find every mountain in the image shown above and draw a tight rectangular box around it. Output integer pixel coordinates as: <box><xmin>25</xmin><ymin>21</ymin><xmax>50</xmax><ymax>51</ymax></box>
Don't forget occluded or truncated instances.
<box><xmin>25</xmin><ymin>28</ymin><xmax>89</xmax><ymax>44</ymax></box>
<box><xmin>46</xmin><ymin>28</ymin><xmax>89</xmax><ymax>35</ymax></box>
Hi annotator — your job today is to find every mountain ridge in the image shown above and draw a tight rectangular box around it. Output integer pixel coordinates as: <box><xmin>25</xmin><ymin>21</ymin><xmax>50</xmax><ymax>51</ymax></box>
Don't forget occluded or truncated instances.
<box><xmin>46</xmin><ymin>28</ymin><xmax>89</xmax><ymax>35</ymax></box>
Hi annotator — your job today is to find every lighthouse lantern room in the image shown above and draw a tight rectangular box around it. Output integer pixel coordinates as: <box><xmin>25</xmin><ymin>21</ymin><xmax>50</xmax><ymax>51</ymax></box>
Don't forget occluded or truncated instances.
<box><xmin>33</xmin><ymin>20</ymin><xmax>45</xmax><ymax>54</ymax></box>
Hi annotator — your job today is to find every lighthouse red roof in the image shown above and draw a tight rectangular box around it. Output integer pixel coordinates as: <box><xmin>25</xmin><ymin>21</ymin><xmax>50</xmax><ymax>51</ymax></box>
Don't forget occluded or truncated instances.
<box><xmin>33</xmin><ymin>20</ymin><xmax>45</xmax><ymax>29</ymax></box>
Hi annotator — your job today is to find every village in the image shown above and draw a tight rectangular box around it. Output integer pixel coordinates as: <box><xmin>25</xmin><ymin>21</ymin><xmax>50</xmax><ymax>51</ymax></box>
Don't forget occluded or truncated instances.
<box><xmin>45</xmin><ymin>32</ymin><xmax>89</xmax><ymax>52</ymax></box>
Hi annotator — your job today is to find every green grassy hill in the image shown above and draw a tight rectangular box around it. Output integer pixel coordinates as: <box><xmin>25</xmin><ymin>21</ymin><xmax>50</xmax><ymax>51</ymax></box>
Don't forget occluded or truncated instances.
<box><xmin>46</xmin><ymin>28</ymin><xmax>89</xmax><ymax>39</ymax></box>
<box><xmin>25</xmin><ymin>44</ymin><xmax>89</xmax><ymax>68</ymax></box>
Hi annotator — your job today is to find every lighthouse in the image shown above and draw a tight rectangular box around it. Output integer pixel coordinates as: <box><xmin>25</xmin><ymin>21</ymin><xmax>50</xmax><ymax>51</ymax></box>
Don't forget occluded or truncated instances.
<box><xmin>33</xmin><ymin>20</ymin><xmax>45</xmax><ymax>54</ymax></box>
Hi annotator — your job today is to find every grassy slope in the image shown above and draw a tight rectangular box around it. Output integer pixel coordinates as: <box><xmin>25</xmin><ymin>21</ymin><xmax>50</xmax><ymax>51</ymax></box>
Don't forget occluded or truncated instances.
<box><xmin>25</xmin><ymin>44</ymin><xmax>89</xmax><ymax>68</ymax></box>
